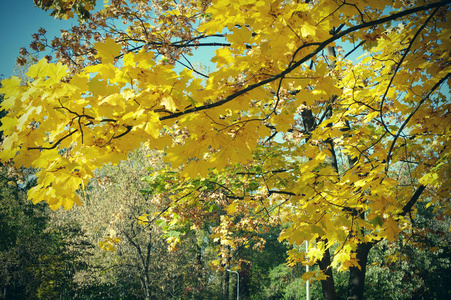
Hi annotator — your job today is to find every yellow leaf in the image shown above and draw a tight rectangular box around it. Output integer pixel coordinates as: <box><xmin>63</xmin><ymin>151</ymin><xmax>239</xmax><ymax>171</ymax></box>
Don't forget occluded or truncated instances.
<box><xmin>70</xmin><ymin>73</ymin><xmax>90</xmax><ymax>91</ymax></box>
<box><xmin>212</xmin><ymin>47</ymin><xmax>234</xmax><ymax>66</ymax></box>
<box><xmin>228</xmin><ymin>27</ymin><xmax>253</xmax><ymax>48</ymax></box>
<box><xmin>26</xmin><ymin>59</ymin><xmax>50</xmax><ymax>79</ymax></box>
<box><xmin>135</xmin><ymin>49</ymin><xmax>155</xmax><ymax>69</ymax></box>
<box><xmin>46</xmin><ymin>62</ymin><xmax>68</xmax><ymax>82</ymax></box>
<box><xmin>0</xmin><ymin>116</ymin><xmax>18</xmax><ymax>135</ymax></box>
<box><xmin>64</xmin><ymin>10</ymin><xmax>74</xmax><ymax>19</ymax></box>
<box><xmin>383</xmin><ymin>217</ymin><xmax>400</xmax><ymax>240</ymax></box>
<box><xmin>211</xmin><ymin>259</ymin><xmax>220</xmax><ymax>266</ymax></box>
<box><xmin>182</xmin><ymin>160</ymin><xmax>210</xmax><ymax>178</ymax></box>
<box><xmin>226</xmin><ymin>201</ymin><xmax>238</xmax><ymax>215</ymax></box>
<box><xmin>300</xmin><ymin>22</ymin><xmax>316</xmax><ymax>38</ymax></box>
<box><xmin>95</xmin><ymin>38</ymin><xmax>121</xmax><ymax>64</ymax></box>
<box><xmin>16</xmin><ymin>108</ymin><xmax>35</xmax><ymax>131</ymax></box>
<box><xmin>302</xmin><ymin>271</ymin><xmax>316</xmax><ymax>282</ymax></box>
<box><xmin>365</xmin><ymin>111</ymin><xmax>379</xmax><ymax>123</ymax></box>
<box><xmin>198</xmin><ymin>19</ymin><xmax>223</xmax><ymax>34</ymax></box>
<box><xmin>0</xmin><ymin>76</ymin><xmax>22</xmax><ymax>98</ymax></box>
<box><xmin>315</xmin><ymin>272</ymin><xmax>328</xmax><ymax>281</ymax></box>
<box><xmin>161</xmin><ymin>96</ymin><xmax>178</xmax><ymax>112</ymax></box>
<box><xmin>138</xmin><ymin>214</ymin><xmax>149</xmax><ymax>225</ymax></box>
<box><xmin>140</xmin><ymin>111</ymin><xmax>161</xmax><ymax>138</ymax></box>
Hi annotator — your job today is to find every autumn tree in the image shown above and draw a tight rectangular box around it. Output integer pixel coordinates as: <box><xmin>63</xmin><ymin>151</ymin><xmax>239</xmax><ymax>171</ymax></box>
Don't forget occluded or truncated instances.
<box><xmin>0</xmin><ymin>163</ymin><xmax>92</xmax><ymax>299</ymax></box>
<box><xmin>257</xmin><ymin>200</ymin><xmax>451</xmax><ymax>299</ymax></box>
<box><xmin>0</xmin><ymin>74</ymin><xmax>92</xmax><ymax>300</ymax></box>
<box><xmin>1</xmin><ymin>1</ymin><xmax>451</xmax><ymax>299</ymax></box>
<box><xmin>49</xmin><ymin>146</ymin><xmax>216</xmax><ymax>299</ymax></box>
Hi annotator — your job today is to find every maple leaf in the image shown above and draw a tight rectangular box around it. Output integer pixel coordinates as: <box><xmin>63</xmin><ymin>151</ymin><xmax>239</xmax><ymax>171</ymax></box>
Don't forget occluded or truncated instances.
<box><xmin>94</xmin><ymin>38</ymin><xmax>121</xmax><ymax>64</ymax></box>
<box><xmin>383</xmin><ymin>217</ymin><xmax>401</xmax><ymax>241</ymax></box>
<box><xmin>26</xmin><ymin>58</ymin><xmax>50</xmax><ymax>78</ymax></box>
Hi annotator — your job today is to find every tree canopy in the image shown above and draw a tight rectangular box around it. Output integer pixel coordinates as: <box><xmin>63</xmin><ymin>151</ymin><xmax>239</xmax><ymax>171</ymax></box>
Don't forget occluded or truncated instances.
<box><xmin>33</xmin><ymin>0</ymin><xmax>95</xmax><ymax>19</ymax></box>
<box><xmin>1</xmin><ymin>0</ymin><xmax>450</xmax><ymax>299</ymax></box>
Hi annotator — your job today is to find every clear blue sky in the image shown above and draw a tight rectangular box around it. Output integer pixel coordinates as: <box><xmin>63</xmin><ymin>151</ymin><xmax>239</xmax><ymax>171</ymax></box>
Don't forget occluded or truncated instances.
<box><xmin>0</xmin><ymin>0</ymin><xmax>76</xmax><ymax>79</ymax></box>
<box><xmin>0</xmin><ymin>0</ymin><xmax>217</xmax><ymax>79</ymax></box>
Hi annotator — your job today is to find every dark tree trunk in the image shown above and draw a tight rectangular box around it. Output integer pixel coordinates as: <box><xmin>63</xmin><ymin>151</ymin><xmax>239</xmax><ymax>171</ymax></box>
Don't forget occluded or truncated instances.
<box><xmin>239</xmin><ymin>263</ymin><xmax>251</xmax><ymax>298</ymax></box>
<box><xmin>347</xmin><ymin>242</ymin><xmax>373</xmax><ymax>300</ymax></box>
<box><xmin>232</xmin><ymin>276</ymin><xmax>237</xmax><ymax>300</ymax></box>
<box><xmin>318</xmin><ymin>247</ymin><xmax>338</xmax><ymax>300</ymax></box>
<box><xmin>224</xmin><ymin>269</ymin><xmax>230</xmax><ymax>300</ymax></box>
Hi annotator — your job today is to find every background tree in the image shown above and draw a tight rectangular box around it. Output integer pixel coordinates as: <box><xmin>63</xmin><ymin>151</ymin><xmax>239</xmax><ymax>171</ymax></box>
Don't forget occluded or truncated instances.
<box><xmin>49</xmin><ymin>146</ymin><xmax>218</xmax><ymax>299</ymax></box>
<box><xmin>0</xmin><ymin>165</ymin><xmax>92</xmax><ymax>299</ymax></box>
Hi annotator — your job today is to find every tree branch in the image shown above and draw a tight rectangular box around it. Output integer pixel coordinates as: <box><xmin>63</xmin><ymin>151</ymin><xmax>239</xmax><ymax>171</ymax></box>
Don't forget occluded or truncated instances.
<box><xmin>385</xmin><ymin>72</ymin><xmax>451</xmax><ymax>170</ymax></box>
<box><xmin>28</xmin><ymin>129</ymin><xmax>78</xmax><ymax>150</ymax></box>
<box><xmin>159</xmin><ymin>0</ymin><xmax>451</xmax><ymax>122</ymax></box>
<box><xmin>379</xmin><ymin>6</ymin><xmax>441</xmax><ymax>138</ymax></box>
<box><xmin>400</xmin><ymin>185</ymin><xmax>426</xmax><ymax>217</ymax></box>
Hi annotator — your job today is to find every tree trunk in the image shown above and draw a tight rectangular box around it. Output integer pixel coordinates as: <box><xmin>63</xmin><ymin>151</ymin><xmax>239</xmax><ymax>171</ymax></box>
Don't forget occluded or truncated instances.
<box><xmin>347</xmin><ymin>242</ymin><xmax>373</xmax><ymax>300</ymax></box>
<box><xmin>318</xmin><ymin>247</ymin><xmax>337</xmax><ymax>300</ymax></box>
<box><xmin>239</xmin><ymin>263</ymin><xmax>251</xmax><ymax>298</ymax></box>
<box><xmin>315</xmin><ymin>46</ymin><xmax>338</xmax><ymax>300</ymax></box>
<box><xmin>232</xmin><ymin>276</ymin><xmax>237</xmax><ymax>300</ymax></box>
<box><xmin>224</xmin><ymin>269</ymin><xmax>230</xmax><ymax>300</ymax></box>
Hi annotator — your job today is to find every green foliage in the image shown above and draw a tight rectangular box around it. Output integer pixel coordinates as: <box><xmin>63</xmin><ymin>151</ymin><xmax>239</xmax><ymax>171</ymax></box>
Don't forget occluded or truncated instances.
<box><xmin>264</xmin><ymin>264</ymin><xmax>295</xmax><ymax>299</ymax></box>
<box><xmin>363</xmin><ymin>201</ymin><xmax>451</xmax><ymax>299</ymax></box>
<box><xmin>227</xmin><ymin>227</ymin><xmax>289</xmax><ymax>299</ymax></box>
<box><xmin>0</xmin><ymin>166</ymin><xmax>92</xmax><ymax>299</ymax></box>
<box><xmin>47</xmin><ymin>146</ymin><xmax>226</xmax><ymax>299</ymax></box>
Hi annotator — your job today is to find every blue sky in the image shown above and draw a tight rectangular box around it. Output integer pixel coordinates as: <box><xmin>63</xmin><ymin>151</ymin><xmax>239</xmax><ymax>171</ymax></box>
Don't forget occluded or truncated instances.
<box><xmin>0</xmin><ymin>0</ymin><xmax>77</xmax><ymax>79</ymax></box>
<box><xmin>0</xmin><ymin>0</ymin><xmax>219</xmax><ymax>79</ymax></box>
